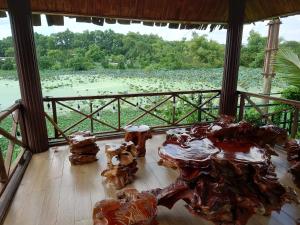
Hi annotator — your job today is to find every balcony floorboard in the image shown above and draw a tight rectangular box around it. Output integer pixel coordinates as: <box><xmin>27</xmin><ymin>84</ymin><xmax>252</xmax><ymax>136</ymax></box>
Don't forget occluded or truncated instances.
<box><xmin>3</xmin><ymin>134</ymin><xmax>300</xmax><ymax>225</ymax></box>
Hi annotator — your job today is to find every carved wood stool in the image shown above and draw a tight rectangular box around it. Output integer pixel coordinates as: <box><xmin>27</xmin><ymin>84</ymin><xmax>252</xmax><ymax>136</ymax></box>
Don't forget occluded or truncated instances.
<box><xmin>69</xmin><ymin>131</ymin><xmax>99</xmax><ymax>165</ymax></box>
<box><xmin>124</xmin><ymin>125</ymin><xmax>152</xmax><ymax>157</ymax></box>
<box><xmin>101</xmin><ymin>142</ymin><xmax>138</xmax><ymax>189</ymax></box>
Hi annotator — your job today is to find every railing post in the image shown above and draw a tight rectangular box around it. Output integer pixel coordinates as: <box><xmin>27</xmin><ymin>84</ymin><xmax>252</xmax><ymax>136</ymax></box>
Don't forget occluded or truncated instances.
<box><xmin>198</xmin><ymin>94</ymin><xmax>202</xmax><ymax>122</ymax></box>
<box><xmin>291</xmin><ymin>107</ymin><xmax>299</xmax><ymax>138</ymax></box>
<box><xmin>283</xmin><ymin>111</ymin><xmax>287</xmax><ymax>129</ymax></box>
<box><xmin>17</xmin><ymin>100</ymin><xmax>28</xmax><ymax>147</ymax></box>
<box><xmin>172</xmin><ymin>95</ymin><xmax>176</xmax><ymax>125</ymax></box>
<box><xmin>117</xmin><ymin>98</ymin><xmax>121</xmax><ymax>131</ymax></box>
<box><xmin>238</xmin><ymin>93</ymin><xmax>245</xmax><ymax>121</ymax></box>
<box><xmin>90</xmin><ymin>101</ymin><xmax>94</xmax><ymax>133</ymax></box>
<box><xmin>0</xmin><ymin>147</ymin><xmax>8</xmax><ymax>183</ymax></box>
<box><xmin>51</xmin><ymin>100</ymin><xmax>59</xmax><ymax>138</ymax></box>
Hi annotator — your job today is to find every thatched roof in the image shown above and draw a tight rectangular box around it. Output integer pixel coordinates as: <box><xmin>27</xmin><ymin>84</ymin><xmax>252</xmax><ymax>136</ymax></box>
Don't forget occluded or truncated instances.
<box><xmin>0</xmin><ymin>0</ymin><xmax>300</xmax><ymax>29</ymax></box>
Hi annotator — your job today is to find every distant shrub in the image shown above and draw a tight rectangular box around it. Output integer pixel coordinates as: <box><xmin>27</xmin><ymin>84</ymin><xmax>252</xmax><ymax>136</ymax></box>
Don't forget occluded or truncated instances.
<box><xmin>38</xmin><ymin>55</ymin><xmax>53</xmax><ymax>70</ymax></box>
<box><xmin>1</xmin><ymin>58</ymin><xmax>15</xmax><ymax>70</ymax></box>
<box><xmin>67</xmin><ymin>56</ymin><xmax>95</xmax><ymax>71</ymax></box>
<box><xmin>282</xmin><ymin>86</ymin><xmax>300</xmax><ymax>101</ymax></box>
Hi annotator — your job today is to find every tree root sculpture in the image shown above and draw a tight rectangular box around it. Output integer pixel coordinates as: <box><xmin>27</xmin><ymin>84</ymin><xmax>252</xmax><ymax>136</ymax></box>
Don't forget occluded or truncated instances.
<box><xmin>152</xmin><ymin>118</ymin><xmax>298</xmax><ymax>225</ymax></box>
<box><xmin>93</xmin><ymin>188</ymin><xmax>158</xmax><ymax>225</ymax></box>
<box><xmin>69</xmin><ymin>131</ymin><xmax>99</xmax><ymax>165</ymax></box>
<box><xmin>101</xmin><ymin>142</ymin><xmax>138</xmax><ymax>189</ymax></box>
<box><xmin>124</xmin><ymin>125</ymin><xmax>152</xmax><ymax>157</ymax></box>
<box><xmin>285</xmin><ymin>139</ymin><xmax>300</xmax><ymax>188</ymax></box>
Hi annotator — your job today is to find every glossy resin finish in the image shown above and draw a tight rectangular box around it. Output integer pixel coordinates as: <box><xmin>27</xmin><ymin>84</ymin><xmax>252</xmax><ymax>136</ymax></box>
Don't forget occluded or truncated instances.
<box><xmin>153</xmin><ymin>118</ymin><xmax>298</xmax><ymax>225</ymax></box>
<box><xmin>286</xmin><ymin>139</ymin><xmax>300</xmax><ymax>188</ymax></box>
<box><xmin>93</xmin><ymin>188</ymin><xmax>157</xmax><ymax>225</ymax></box>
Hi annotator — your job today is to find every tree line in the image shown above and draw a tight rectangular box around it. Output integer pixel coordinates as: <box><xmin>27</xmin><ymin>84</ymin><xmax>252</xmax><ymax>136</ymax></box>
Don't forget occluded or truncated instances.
<box><xmin>0</xmin><ymin>29</ymin><xmax>299</xmax><ymax>71</ymax></box>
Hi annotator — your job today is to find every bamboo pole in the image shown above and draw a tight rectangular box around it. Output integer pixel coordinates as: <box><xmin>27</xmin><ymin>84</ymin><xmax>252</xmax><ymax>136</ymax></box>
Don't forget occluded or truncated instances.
<box><xmin>262</xmin><ymin>18</ymin><xmax>281</xmax><ymax>113</ymax></box>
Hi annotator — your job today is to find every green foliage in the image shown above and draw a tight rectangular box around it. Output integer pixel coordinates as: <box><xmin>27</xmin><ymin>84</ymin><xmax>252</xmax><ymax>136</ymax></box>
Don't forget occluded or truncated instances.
<box><xmin>67</xmin><ymin>56</ymin><xmax>95</xmax><ymax>71</ymax></box>
<box><xmin>281</xmin><ymin>41</ymin><xmax>300</xmax><ymax>57</ymax></box>
<box><xmin>275</xmin><ymin>49</ymin><xmax>300</xmax><ymax>89</ymax></box>
<box><xmin>282</xmin><ymin>86</ymin><xmax>300</xmax><ymax>101</ymax></box>
<box><xmin>0</xmin><ymin>29</ymin><xmax>299</xmax><ymax>72</ymax></box>
<box><xmin>85</xmin><ymin>44</ymin><xmax>105</xmax><ymax>62</ymax></box>
<box><xmin>244</xmin><ymin>108</ymin><xmax>263</xmax><ymax>126</ymax></box>
<box><xmin>240</xmin><ymin>31</ymin><xmax>267</xmax><ymax>68</ymax></box>
<box><xmin>0</xmin><ymin>58</ymin><xmax>15</xmax><ymax>70</ymax></box>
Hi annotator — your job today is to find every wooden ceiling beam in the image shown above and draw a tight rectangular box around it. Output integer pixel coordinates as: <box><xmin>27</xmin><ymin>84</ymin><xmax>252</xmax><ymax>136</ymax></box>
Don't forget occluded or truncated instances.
<box><xmin>46</xmin><ymin>14</ymin><xmax>64</xmax><ymax>26</ymax></box>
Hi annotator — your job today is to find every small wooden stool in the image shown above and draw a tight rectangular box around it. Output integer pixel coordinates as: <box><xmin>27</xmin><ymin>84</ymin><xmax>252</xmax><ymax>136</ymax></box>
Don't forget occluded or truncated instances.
<box><xmin>124</xmin><ymin>125</ymin><xmax>152</xmax><ymax>157</ymax></box>
<box><xmin>101</xmin><ymin>142</ymin><xmax>138</xmax><ymax>189</ymax></box>
<box><xmin>69</xmin><ymin>131</ymin><xmax>99</xmax><ymax>165</ymax></box>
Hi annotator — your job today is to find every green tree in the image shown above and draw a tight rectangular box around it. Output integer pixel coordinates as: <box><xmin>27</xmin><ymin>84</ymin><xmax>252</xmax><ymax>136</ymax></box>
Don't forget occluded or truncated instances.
<box><xmin>240</xmin><ymin>30</ymin><xmax>267</xmax><ymax>68</ymax></box>
<box><xmin>85</xmin><ymin>44</ymin><xmax>105</xmax><ymax>62</ymax></box>
<box><xmin>1</xmin><ymin>58</ymin><xmax>15</xmax><ymax>70</ymax></box>
<box><xmin>67</xmin><ymin>55</ymin><xmax>94</xmax><ymax>71</ymax></box>
<box><xmin>186</xmin><ymin>34</ymin><xmax>224</xmax><ymax>68</ymax></box>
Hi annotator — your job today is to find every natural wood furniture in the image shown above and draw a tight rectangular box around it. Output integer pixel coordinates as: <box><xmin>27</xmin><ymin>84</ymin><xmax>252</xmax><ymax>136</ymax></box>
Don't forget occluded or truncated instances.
<box><xmin>151</xmin><ymin>119</ymin><xmax>298</xmax><ymax>225</ymax></box>
<box><xmin>69</xmin><ymin>131</ymin><xmax>99</xmax><ymax>165</ymax></box>
<box><xmin>4</xmin><ymin>135</ymin><xmax>300</xmax><ymax>225</ymax></box>
<box><xmin>93</xmin><ymin>188</ymin><xmax>157</xmax><ymax>225</ymax></box>
<box><xmin>124</xmin><ymin>125</ymin><xmax>152</xmax><ymax>157</ymax></box>
<box><xmin>101</xmin><ymin>142</ymin><xmax>138</xmax><ymax>189</ymax></box>
<box><xmin>286</xmin><ymin>140</ymin><xmax>300</xmax><ymax>188</ymax></box>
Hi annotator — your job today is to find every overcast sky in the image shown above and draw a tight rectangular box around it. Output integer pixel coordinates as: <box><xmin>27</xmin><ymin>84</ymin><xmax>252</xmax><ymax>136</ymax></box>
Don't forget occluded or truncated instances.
<box><xmin>0</xmin><ymin>14</ymin><xmax>300</xmax><ymax>44</ymax></box>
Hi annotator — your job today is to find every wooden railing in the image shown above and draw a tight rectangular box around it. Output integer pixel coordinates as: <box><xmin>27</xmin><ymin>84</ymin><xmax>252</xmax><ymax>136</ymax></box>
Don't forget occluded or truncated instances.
<box><xmin>0</xmin><ymin>102</ymin><xmax>31</xmax><ymax>222</ymax></box>
<box><xmin>238</xmin><ymin>91</ymin><xmax>300</xmax><ymax>138</ymax></box>
<box><xmin>43</xmin><ymin>90</ymin><xmax>221</xmax><ymax>144</ymax></box>
<box><xmin>43</xmin><ymin>90</ymin><xmax>300</xmax><ymax>144</ymax></box>
<box><xmin>0</xmin><ymin>103</ymin><xmax>25</xmax><ymax>189</ymax></box>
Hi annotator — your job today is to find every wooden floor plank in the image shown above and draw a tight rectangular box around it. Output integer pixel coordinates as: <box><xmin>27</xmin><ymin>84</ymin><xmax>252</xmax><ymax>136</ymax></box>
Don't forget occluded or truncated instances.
<box><xmin>3</xmin><ymin>134</ymin><xmax>300</xmax><ymax>225</ymax></box>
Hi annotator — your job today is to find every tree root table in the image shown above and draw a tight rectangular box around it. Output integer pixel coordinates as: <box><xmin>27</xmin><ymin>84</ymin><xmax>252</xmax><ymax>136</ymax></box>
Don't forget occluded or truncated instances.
<box><xmin>286</xmin><ymin>140</ymin><xmax>300</xmax><ymax>188</ymax></box>
<box><xmin>124</xmin><ymin>125</ymin><xmax>152</xmax><ymax>157</ymax></box>
<box><xmin>93</xmin><ymin>188</ymin><xmax>158</xmax><ymax>225</ymax></box>
<box><xmin>151</xmin><ymin>118</ymin><xmax>299</xmax><ymax>225</ymax></box>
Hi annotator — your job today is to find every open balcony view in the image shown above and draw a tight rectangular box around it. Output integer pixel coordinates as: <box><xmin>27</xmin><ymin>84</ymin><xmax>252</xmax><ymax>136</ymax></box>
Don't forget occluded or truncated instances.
<box><xmin>0</xmin><ymin>1</ymin><xmax>300</xmax><ymax>225</ymax></box>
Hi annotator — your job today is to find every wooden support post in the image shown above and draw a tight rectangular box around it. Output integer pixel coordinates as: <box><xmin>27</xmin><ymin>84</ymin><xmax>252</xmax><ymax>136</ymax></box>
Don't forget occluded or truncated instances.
<box><xmin>172</xmin><ymin>95</ymin><xmax>176</xmax><ymax>125</ymax></box>
<box><xmin>7</xmin><ymin>0</ymin><xmax>49</xmax><ymax>153</ymax></box>
<box><xmin>90</xmin><ymin>101</ymin><xmax>94</xmax><ymax>133</ymax></box>
<box><xmin>238</xmin><ymin>94</ymin><xmax>245</xmax><ymax>121</ymax></box>
<box><xmin>219</xmin><ymin>0</ymin><xmax>246</xmax><ymax>117</ymax></box>
<box><xmin>262</xmin><ymin>19</ymin><xmax>281</xmax><ymax>113</ymax></box>
<box><xmin>51</xmin><ymin>100</ymin><xmax>59</xmax><ymax>138</ymax></box>
<box><xmin>198</xmin><ymin>94</ymin><xmax>202</xmax><ymax>122</ymax></box>
<box><xmin>117</xmin><ymin>98</ymin><xmax>121</xmax><ymax>131</ymax></box>
<box><xmin>291</xmin><ymin>107</ymin><xmax>299</xmax><ymax>138</ymax></box>
<box><xmin>0</xmin><ymin>148</ymin><xmax>8</xmax><ymax>183</ymax></box>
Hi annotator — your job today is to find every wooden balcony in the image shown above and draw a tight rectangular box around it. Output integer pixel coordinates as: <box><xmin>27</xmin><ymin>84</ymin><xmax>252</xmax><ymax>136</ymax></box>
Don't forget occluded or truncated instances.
<box><xmin>1</xmin><ymin>90</ymin><xmax>300</xmax><ymax>225</ymax></box>
<box><xmin>1</xmin><ymin>1</ymin><xmax>299</xmax><ymax>224</ymax></box>
<box><xmin>2</xmin><ymin>134</ymin><xmax>300</xmax><ymax>225</ymax></box>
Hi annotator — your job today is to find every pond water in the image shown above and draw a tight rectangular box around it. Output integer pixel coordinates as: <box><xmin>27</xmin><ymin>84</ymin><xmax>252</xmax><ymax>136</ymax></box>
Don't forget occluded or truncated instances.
<box><xmin>0</xmin><ymin>79</ymin><xmax>21</xmax><ymax>110</ymax></box>
<box><xmin>0</xmin><ymin>74</ymin><xmax>216</xmax><ymax>110</ymax></box>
